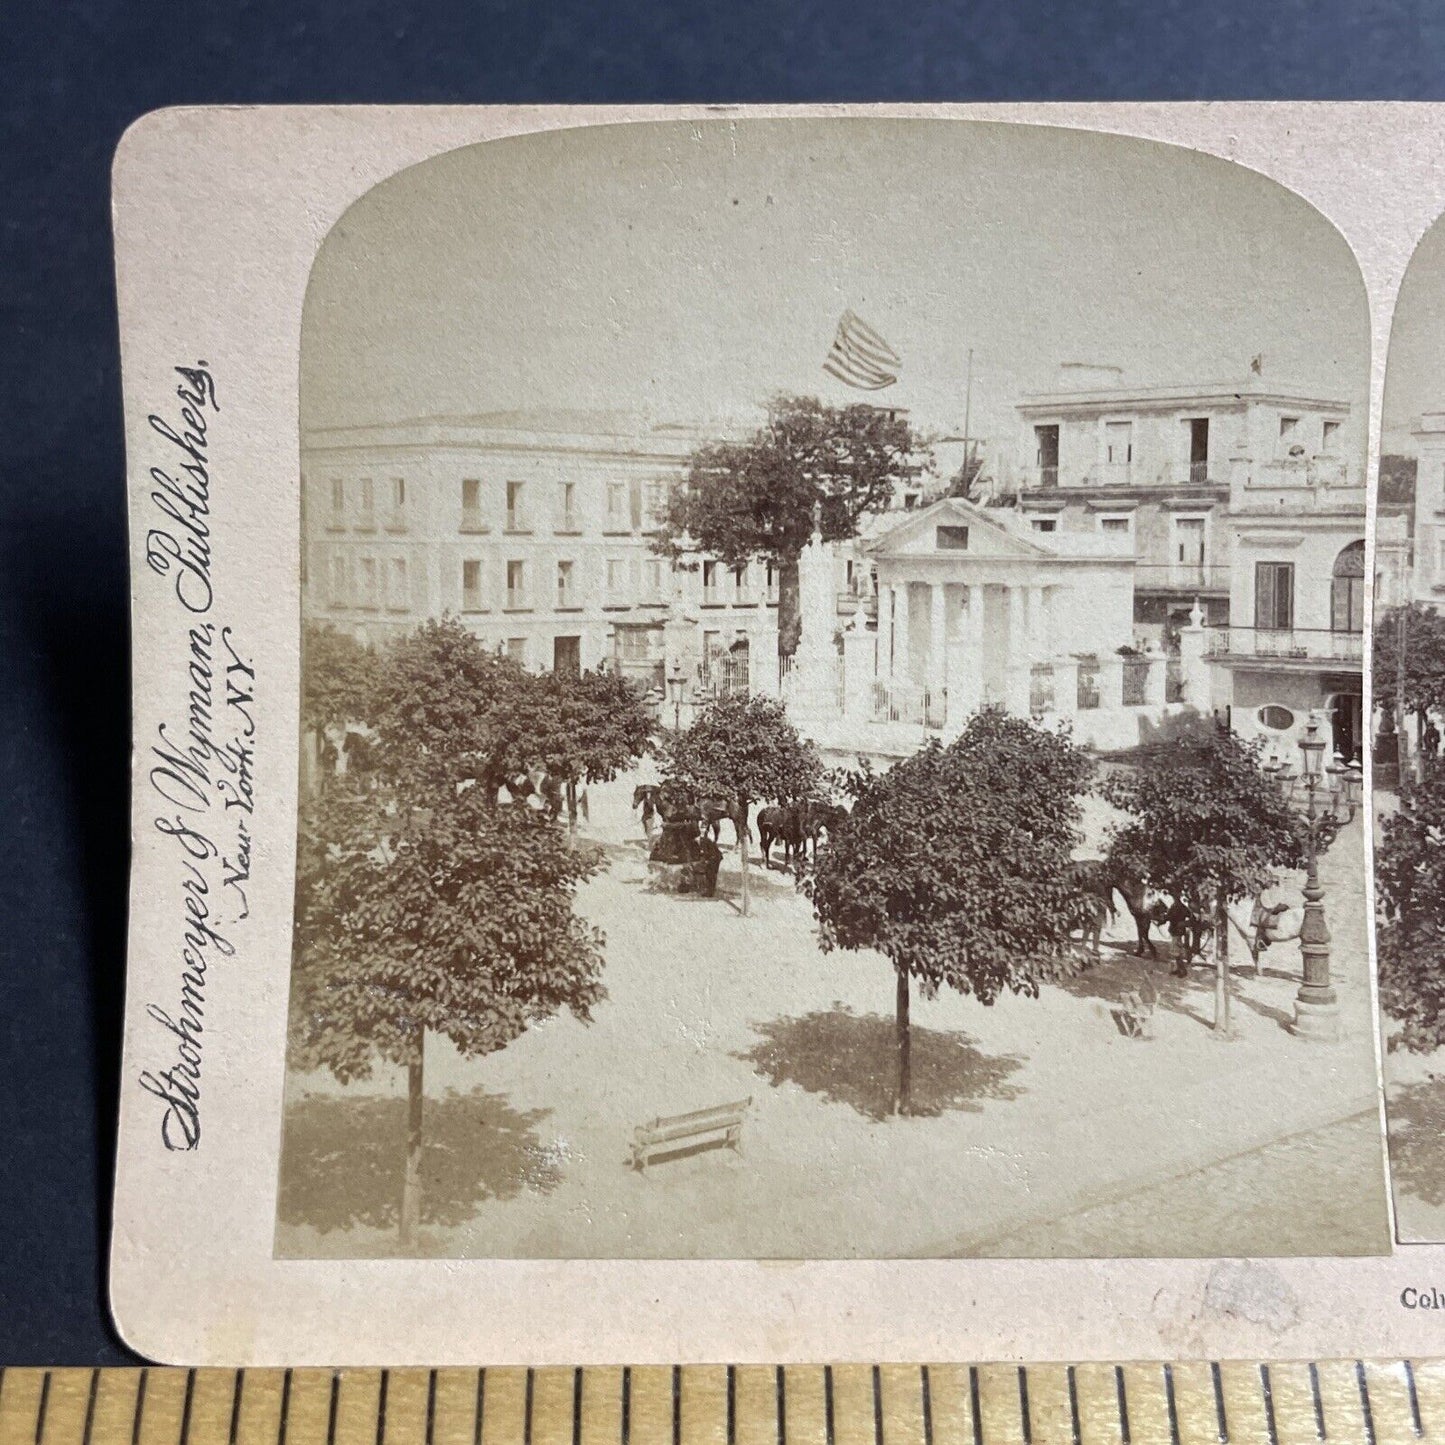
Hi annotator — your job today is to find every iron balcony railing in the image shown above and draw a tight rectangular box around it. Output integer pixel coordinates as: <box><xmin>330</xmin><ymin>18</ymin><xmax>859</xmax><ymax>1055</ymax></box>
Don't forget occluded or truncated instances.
<box><xmin>1206</xmin><ymin>626</ymin><xmax>1363</xmax><ymax>664</ymax></box>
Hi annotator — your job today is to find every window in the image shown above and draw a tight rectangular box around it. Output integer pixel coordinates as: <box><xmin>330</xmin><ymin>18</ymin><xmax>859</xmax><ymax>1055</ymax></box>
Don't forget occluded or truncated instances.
<box><xmin>936</xmin><ymin>525</ymin><xmax>970</xmax><ymax>550</ymax></box>
<box><xmin>506</xmin><ymin>559</ymin><xmax>527</xmax><ymax>609</ymax></box>
<box><xmin>556</xmin><ymin>559</ymin><xmax>575</xmax><ymax>607</ymax></box>
<box><xmin>1258</xmin><ymin>705</ymin><xmax>1296</xmax><ymax>732</ymax></box>
<box><xmin>1098</xmin><ymin>515</ymin><xmax>1132</xmax><ymax>536</ymax></box>
<box><xmin>329</xmin><ymin>478</ymin><xmax>345</xmax><ymax>523</ymax></box>
<box><xmin>644</xmin><ymin>558</ymin><xmax>664</xmax><ymax>600</ymax></box>
<box><xmin>387</xmin><ymin>558</ymin><xmax>408</xmax><ymax>611</ymax></box>
<box><xmin>1104</xmin><ymin>421</ymin><xmax>1133</xmax><ymax>468</ymax></box>
<box><xmin>1254</xmin><ymin>561</ymin><xmax>1294</xmax><ymax>632</ymax></box>
<box><xmin>391</xmin><ymin>477</ymin><xmax>406</xmax><ymax>508</ymax></box>
<box><xmin>702</xmin><ymin>559</ymin><xmax>720</xmax><ymax>602</ymax></box>
<box><xmin>1030</xmin><ymin>518</ymin><xmax>1057</xmax><ymax>533</ymax></box>
<box><xmin>505</xmin><ymin>637</ymin><xmax>528</xmax><ymax>666</ymax></box>
<box><xmin>358</xmin><ymin>478</ymin><xmax>375</xmax><ymax>527</ymax></box>
<box><xmin>1332</xmin><ymin>540</ymin><xmax>1366</xmax><ymax>633</ymax></box>
<box><xmin>1186</xmin><ymin>418</ymin><xmax>1209</xmax><ymax>482</ymax></box>
<box><xmin>1322</xmin><ymin>420</ymin><xmax>1341</xmax><ymax>454</ymax></box>
<box><xmin>358</xmin><ymin>556</ymin><xmax>378</xmax><ymax>609</ymax></box>
<box><xmin>1279</xmin><ymin>416</ymin><xmax>1299</xmax><ymax>440</ymax></box>
<box><xmin>1035</xmin><ymin>424</ymin><xmax>1060</xmax><ymax>484</ymax></box>
<box><xmin>462</xmin><ymin>559</ymin><xmax>484</xmax><ymax>612</ymax></box>
<box><xmin>607</xmin><ymin>482</ymin><xmax>629</xmax><ymax>529</ymax></box>
<box><xmin>765</xmin><ymin>562</ymin><xmax>779</xmax><ymax>603</ymax></box>
<box><xmin>644</xmin><ymin>480</ymin><xmax>666</xmax><ymax>527</ymax></box>
<box><xmin>505</xmin><ymin>481</ymin><xmax>526</xmax><ymax>531</ymax></box>
<box><xmin>327</xmin><ymin>554</ymin><xmax>346</xmax><ymax>606</ymax></box>
<box><xmin>558</xmin><ymin>481</ymin><xmax>578</xmax><ymax>530</ymax></box>
<box><xmin>731</xmin><ymin>563</ymin><xmax>748</xmax><ymax>600</ymax></box>
<box><xmin>1173</xmin><ymin>517</ymin><xmax>1207</xmax><ymax>581</ymax></box>
<box><xmin>607</xmin><ymin>557</ymin><xmax>628</xmax><ymax>603</ymax></box>
<box><xmin>461</xmin><ymin>478</ymin><xmax>485</xmax><ymax>531</ymax></box>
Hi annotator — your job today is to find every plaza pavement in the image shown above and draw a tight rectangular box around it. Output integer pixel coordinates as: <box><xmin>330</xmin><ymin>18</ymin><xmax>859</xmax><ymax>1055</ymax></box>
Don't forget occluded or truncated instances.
<box><xmin>276</xmin><ymin>770</ymin><xmax>1390</xmax><ymax>1260</ymax></box>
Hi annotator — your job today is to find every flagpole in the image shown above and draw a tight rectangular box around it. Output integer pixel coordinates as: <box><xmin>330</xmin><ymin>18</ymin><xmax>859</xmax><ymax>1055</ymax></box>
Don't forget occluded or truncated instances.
<box><xmin>962</xmin><ymin>347</ymin><xmax>974</xmax><ymax>454</ymax></box>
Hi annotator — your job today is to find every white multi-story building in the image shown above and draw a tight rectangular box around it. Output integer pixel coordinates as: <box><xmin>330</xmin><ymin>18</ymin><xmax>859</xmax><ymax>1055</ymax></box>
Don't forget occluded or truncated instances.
<box><xmin>1407</xmin><ymin>411</ymin><xmax>1445</xmax><ymax>601</ymax></box>
<box><xmin>300</xmin><ymin>411</ymin><xmax>781</xmax><ymax>691</ymax></box>
<box><xmin>1013</xmin><ymin>364</ymin><xmax>1358</xmax><ymax>645</ymax></box>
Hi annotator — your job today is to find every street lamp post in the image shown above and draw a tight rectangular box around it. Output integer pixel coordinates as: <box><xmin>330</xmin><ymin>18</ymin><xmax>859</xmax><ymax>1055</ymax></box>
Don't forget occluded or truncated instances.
<box><xmin>1286</xmin><ymin>716</ymin><xmax>1361</xmax><ymax>1041</ymax></box>
<box><xmin>667</xmin><ymin>664</ymin><xmax>686</xmax><ymax>732</ymax></box>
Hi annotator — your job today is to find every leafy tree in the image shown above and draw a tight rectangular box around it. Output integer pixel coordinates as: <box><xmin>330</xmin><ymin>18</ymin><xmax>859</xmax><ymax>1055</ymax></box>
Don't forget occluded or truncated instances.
<box><xmin>289</xmin><ymin>775</ymin><xmax>606</xmax><ymax>1249</ymax></box>
<box><xmin>533</xmin><ymin>667</ymin><xmax>656</xmax><ymax>839</ymax></box>
<box><xmin>1377</xmin><ymin>759</ymin><xmax>1445</xmax><ymax>1053</ymax></box>
<box><xmin>662</xmin><ymin>692</ymin><xmax>822</xmax><ymax>915</ymax></box>
<box><xmin>300</xmin><ymin>623</ymin><xmax>382</xmax><ymax>788</ymax></box>
<box><xmin>1374</xmin><ymin>604</ymin><xmax>1445</xmax><ymax>724</ymax></box>
<box><xmin>805</xmin><ymin>710</ymin><xmax>1094</xmax><ymax>1114</ymax></box>
<box><xmin>371</xmin><ymin>616</ymin><xmax>541</xmax><ymax>801</ymax></box>
<box><xmin>1101</xmin><ymin>726</ymin><xmax>1310</xmax><ymax>1036</ymax></box>
<box><xmin>653</xmin><ymin>394</ymin><xmax>925</xmax><ymax>654</ymax></box>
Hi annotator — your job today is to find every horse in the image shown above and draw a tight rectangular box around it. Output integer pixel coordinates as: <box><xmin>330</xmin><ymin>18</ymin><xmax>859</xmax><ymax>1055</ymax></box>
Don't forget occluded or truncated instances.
<box><xmin>756</xmin><ymin>803</ymin><xmax>804</xmax><ymax>867</ymax></box>
<box><xmin>1070</xmin><ymin>859</ymin><xmax>1161</xmax><ymax>959</ymax></box>
<box><xmin>796</xmin><ymin>801</ymin><xmax>849</xmax><ymax>862</ymax></box>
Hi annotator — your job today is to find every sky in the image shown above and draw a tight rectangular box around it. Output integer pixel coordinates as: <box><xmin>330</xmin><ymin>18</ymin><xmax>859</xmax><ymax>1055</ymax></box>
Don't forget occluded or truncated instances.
<box><xmin>301</xmin><ymin>119</ymin><xmax>1369</xmax><ymax>457</ymax></box>
<box><xmin>1382</xmin><ymin>213</ymin><xmax>1445</xmax><ymax>455</ymax></box>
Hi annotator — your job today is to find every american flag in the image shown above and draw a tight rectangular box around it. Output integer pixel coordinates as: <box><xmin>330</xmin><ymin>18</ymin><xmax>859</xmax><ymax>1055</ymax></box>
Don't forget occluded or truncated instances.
<box><xmin>822</xmin><ymin>309</ymin><xmax>901</xmax><ymax>391</ymax></box>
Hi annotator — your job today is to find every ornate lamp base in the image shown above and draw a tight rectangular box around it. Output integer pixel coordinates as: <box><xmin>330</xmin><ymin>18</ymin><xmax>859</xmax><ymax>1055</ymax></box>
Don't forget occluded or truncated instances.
<box><xmin>1290</xmin><ymin>996</ymin><xmax>1341</xmax><ymax>1041</ymax></box>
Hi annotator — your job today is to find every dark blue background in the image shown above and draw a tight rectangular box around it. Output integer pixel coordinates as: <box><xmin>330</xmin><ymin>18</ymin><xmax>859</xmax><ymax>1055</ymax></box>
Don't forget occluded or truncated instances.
<box><xmin>0</xmin><ymin>0</ymin><xmax>1438</xmax><ymax>1367</ymax></box>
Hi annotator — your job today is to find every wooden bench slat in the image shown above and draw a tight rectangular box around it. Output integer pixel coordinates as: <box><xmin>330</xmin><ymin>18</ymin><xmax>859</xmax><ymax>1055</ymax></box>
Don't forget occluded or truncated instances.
<box><xmin>631</xmin><ymin>1098</ymin><xmax>752</xmax><ymax>1171</ymax></box>
<box><xmin>639</xmin><ymin>1099</ymin><xmax>752</xmax><ymax>1132</ymax></box>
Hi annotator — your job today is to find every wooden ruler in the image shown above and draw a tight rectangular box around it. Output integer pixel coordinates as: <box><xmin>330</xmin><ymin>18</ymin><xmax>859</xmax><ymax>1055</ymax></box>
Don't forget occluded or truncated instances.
<box><xmin>0</xmin><ymin>1364</ymin><xmax>1441</xmax><ymax>1445</ymax></box>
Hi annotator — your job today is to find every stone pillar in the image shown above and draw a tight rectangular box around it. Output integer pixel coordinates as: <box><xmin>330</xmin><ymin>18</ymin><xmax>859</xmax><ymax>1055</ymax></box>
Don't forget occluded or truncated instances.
<box><xmin>842</xmin><ymin>619</ymin><xmax>877</xmax><ymax>720</ymax></box>
<box><xmin>1144</xmin><ymin>640</ymin><xmax>1168</xmax><ymax>708</ymax></box>
<box><xmin>956</xmin><ymin>583</ymin><xmax>985</xmax><ymax>713</ymax></box>
<box><xmin>891</xmin><ymin>582</ymin><xmax>911</xmax><ymax>683</ymax></box>
<box><xmin>1097</xmin><ymin>651</ymin><xmax>1125</xmax><ymax>713</ymax></box>
<box><xmin>749</xmin><ymin>608</ymin><xmax>780</xmax><ymax>696</ymax></box>
<box><xmin>1177</xmin><ymin>598</ymin><xmax>1211</xmax><ymax>710</ymax></box>
<box><xmin>929</xmin><ymin>582</ymin><xmax>948</xmax><ymax>706</ymax></box>
<box><xmin>1004</xmin><ymin>585</ymin><xmax>1030</xmax><ymax>714</ymax></box>
<box><xmin>1027</xmin><ymin>584</ymin><xmax>1047</xmax><ymax>667</ymax></box>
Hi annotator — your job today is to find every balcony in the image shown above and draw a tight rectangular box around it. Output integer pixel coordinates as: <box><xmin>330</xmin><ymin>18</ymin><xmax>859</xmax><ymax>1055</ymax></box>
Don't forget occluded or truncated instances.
<box><xmin>1036</xmin><ymin>465</ymin><xmax>1059</xmax><ymax>489</ymax></box>
<box><xmin>1242</xmin><ymin>457</ymin><xmax>1351</xmax><ymax>491</ymax></box>
<box><xmin>1206</xmin><ymin>626</ymin><xmax>1362</xmax><ymax>667</ymax></box>
<box><xmin>1134</xmin><ymin>563</ymin><xmax>1231</xmax><ymax>593</ymax></box>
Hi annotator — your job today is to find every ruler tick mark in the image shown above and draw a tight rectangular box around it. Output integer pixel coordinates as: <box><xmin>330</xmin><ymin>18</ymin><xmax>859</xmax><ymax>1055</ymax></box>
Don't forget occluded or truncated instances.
<box><xmin>1116</xmin><ymin>1367</ymin><xmax>1130</xmax><ymax>1445</ymax></box>
<box><xmin>1405</xmin><ymin>1361</ymin><xmax>1423</xmax><ymax>1438</ymax></box>
<box><xmin>35</xmin><ymin>1370</ymin><xmax>52</xmax><ymax>1445</ymax></box>
<box><xmin>1066</xmin><ymin>1367</ymin><xmax>1080</xmax><ymax>1445</ymax></box>
<box><xmin>1357</xmin><ymin>1362</ymin><xmax>1377</xmax><ymax>1445</ymax></box>
<box><xmin>572</xmin><ymin>1370</ymin><xmax>582</xmax><ymax>1445</ymax></box>
<box><xmin>621</xmin><ymin>1368</ymin><xmax>631</xmax><ymax>1445</ymax></box>
<box><xmin>327</xmin><ymin>1373</ymin><xmax>340</xmax><ymax>1445</ymax></box>
<box><xmin>1164</xmin><ymin>1364</ymin><xmax>1181</xmax><ymax>1445</ymax></box>
<box><xmin>132</xmin><ymin>1371</ymin><xmax>149</xmax><ymax>1445</ymax></box>
<box><xmin>83</xmin><ymin>1369</ymin><xmax>101</xmax><ymax>1445</ymax></box>
<box><xmin>278</xmin><ymin>1371</ymin><xmax>293</xmax><ymax>1445</ymax></box>
<box><xmin>872</xmin><ymin>1368</ymin><xmax>883</xmax><ymax>1445</ymax></box>
<box><xmin>179</xmin><ymin>1372</ymin><xmax>196</xmax><ymax>1445</ymax></box>
<box><xmin>475</xmin><ymin>1370</ymin><xmax>486</xmax><ymax>1445</ymax></box>
<box><xmin>1211</xmin><ymin>1362</ymin><xmax>1228</xmax><ymax>1443</ymax></box>
<box><xmin>524</xmin><ymin>1370</ymin><xmax>534</xmax><ymax>1445</ymax></box>
<box><xmin>1019</xmin><ymin>1367</ymin><xmax>1033</xmax><ymax>1445</ymax></box>
<box><xmin>1309</xmin><ymin>1363</ymin><xmax>1325</xmax><ymax>1440</ymax></box>
<box><xmin>921</xmin><ymin>1367</ymin><xmax>933</xmax><ymax>1445</ymax></box>
<box><xmin>824</xmin><ymin>1367</ymin><xmax>836</xmax><ymax>1445</ymax></box>
<box><xmin>229</xmin><ymin>1372</ymin><xmax>244</xmax><ymax>1445</ymax></box>
<box><xmin>674</xmin><ymin>1367</ymin><xmax>682</xmax><ymax>1445</ymax></box>
<box><xmin>377</xmin><ymin>1371</ymin><xmax>390</xmax><ymax>1445</ymax></box>
<box><xmin>426</xmin><ymin>1372</ymin><xmax>437</xmax><ymax>1445</ymax></box>
<box><xmin>1260</xmin><ymin>1365</ymin><xmax>1279</xmax><ymax>1445</ymax></box>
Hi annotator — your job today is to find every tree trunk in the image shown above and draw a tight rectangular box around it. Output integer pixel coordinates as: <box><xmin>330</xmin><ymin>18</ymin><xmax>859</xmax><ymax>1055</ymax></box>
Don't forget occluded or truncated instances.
<box><xmin>778</xmin><ymin>552</ymin><xmax>802</xmax><ymax>658</ymax></box>
<box><xmin>1212</xmin><ymin>891</ymin><xmax>1231</xmax><ymax>1037</ymax></box>
<box><xmin>566</xmin><ymin>778</ymin><xmax>578</xmax><ymax>845</ymax></box>
<box><xmin>399</xmin><ymin>1033</ymin><xmax>425</xmax><ymax>1251</ymax></box>
<box><xmin>738</xmin><ymin>798</ymin><xmax>750</xmax><ymax>916</ymax></box>
<box><xmin>896</xmin><ymin>966</ymin><xmax>912</xmax><ymax>1116</ymax></box>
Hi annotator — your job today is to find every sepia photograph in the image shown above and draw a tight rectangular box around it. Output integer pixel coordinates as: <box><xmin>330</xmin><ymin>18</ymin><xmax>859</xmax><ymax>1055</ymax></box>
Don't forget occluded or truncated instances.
<box><xmin>274</xmin><ymin>118</ymin><xmax>1386</xmax><ymax>1261</ymax></box>
<box><xmin>1370</xmin><ymin>208</ymin><xmax>1445</xmax><ymax>1243</ymax></box>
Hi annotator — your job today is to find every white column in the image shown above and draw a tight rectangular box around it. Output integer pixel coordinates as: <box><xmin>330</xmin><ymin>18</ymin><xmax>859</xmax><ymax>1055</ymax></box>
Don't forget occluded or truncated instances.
<box><xmin>1028</xmin><ymin>584</ymin><xmax>1047</xmax><ymax>665</ymax></box>
<box><xmin>892</xmin><ymin>582</ymin><xmax>911</xmax><ymax>683</ymax></box>
<box><xmin>1144</xmin><ymin>640</ymin><xmax>1168</xmax><ymax>708</ymax></box>
<box><xmin>1005</xmin><ymin>585</ymin><xmax>1030</xmax><ymax>714</ymax></box>
<box><xmin>929</xmin><ymin>583</ymin><xmax>948</xmax><ymax>702</ymax></box>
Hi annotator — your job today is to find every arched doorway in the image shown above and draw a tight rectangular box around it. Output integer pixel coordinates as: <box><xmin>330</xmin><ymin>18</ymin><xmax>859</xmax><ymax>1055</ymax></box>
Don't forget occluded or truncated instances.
<box><xmin>1331</xmin><ymin>539</ymin><xmax>1366</xmax><ymax>635</ymax></box>
<box><xmin>1329</xmin><ymin>690</ymin><xmax>1364</xmax><ymax>762</ymax></box>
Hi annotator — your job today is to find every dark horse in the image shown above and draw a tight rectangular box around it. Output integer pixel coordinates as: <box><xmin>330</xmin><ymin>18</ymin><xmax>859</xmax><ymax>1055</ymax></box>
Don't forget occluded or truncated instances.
<box><xmin>756</xmin><ymin>800</ymin><xmax>848</xmax><ymax>867</ymax></box>
<box><xmin>635</xmin><ymin>782</ymin><xmax>744</xmax><ymax>844</ymax></box>
<box><xmin>1069</xmin><ymin>859</ymin><xmax>1161</xmax><ymax>959</ymax></box>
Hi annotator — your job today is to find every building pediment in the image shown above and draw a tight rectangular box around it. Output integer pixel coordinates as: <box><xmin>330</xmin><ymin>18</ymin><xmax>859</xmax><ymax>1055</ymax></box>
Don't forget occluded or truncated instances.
<box><xmin>864</xmin><ymin>497</ymin><xmax>1054</xmax><ymax>562</ymax></box>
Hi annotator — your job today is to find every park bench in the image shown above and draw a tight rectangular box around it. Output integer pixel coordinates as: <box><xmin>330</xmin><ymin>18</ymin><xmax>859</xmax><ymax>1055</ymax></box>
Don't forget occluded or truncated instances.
<box><xmin>630</xmin><ymin>1097</ymin><xmax>752</xmax><ymax>1172</ymax></box>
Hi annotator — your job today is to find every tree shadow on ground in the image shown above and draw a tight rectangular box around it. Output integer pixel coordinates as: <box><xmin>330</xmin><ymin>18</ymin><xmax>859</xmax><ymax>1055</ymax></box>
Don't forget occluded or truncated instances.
<box><xmin>736</xmin><ymin>1005</ymin><xmax>1026</xmax><ymax>1120</ymax></box>
<box><xmin>1054</xmin><ymin>950</ymin><xmax>1209</xmax><ymax>1027</ymax></box>
<box><xmin>277</xmin><ymin>1086</ymin><xmax>560</xmax><ymax>1234</ymax></box>
<box><xmin>1387</xmin><ymin>1076</ymin><xmax>1445</xmax><ymax>1208</ymax></box>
